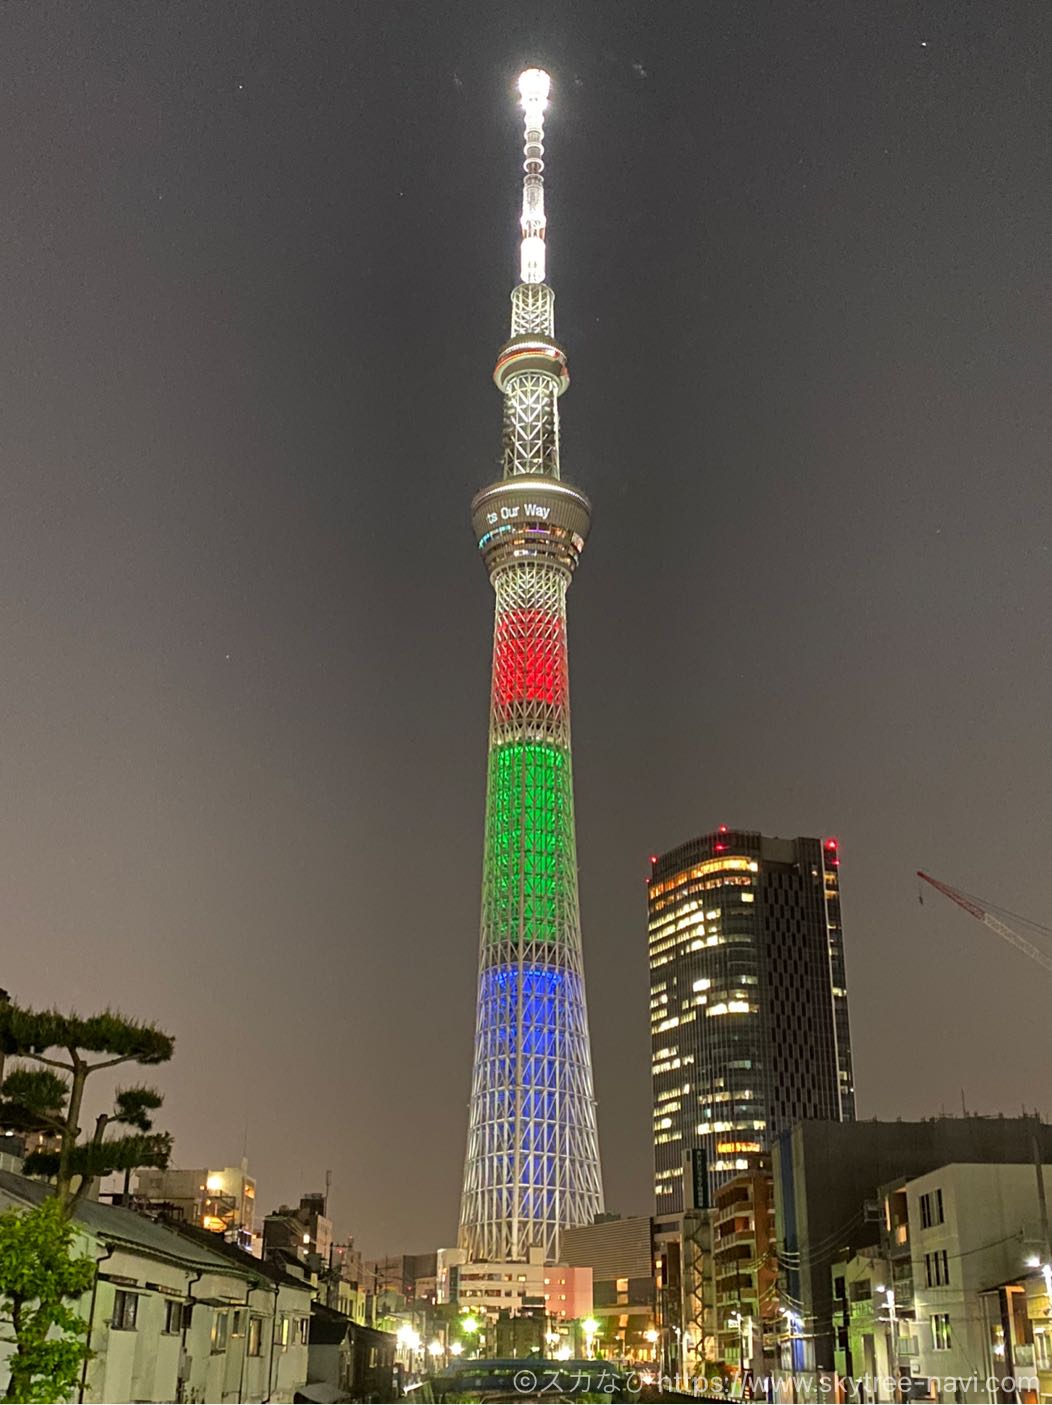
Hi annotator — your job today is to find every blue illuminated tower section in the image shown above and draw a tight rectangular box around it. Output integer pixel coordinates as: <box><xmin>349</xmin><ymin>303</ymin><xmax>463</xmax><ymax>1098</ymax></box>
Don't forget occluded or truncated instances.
<box><xmin>459</xmin><ymin>69</ymin><xmax>604</xmax><ymax>1263</ymax></box>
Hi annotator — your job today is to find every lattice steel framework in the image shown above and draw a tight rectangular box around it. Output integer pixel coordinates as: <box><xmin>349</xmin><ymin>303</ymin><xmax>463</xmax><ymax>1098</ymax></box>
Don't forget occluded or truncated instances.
<box><xmin>459</xmin><ymin>70</ymin><xmax>604</xmax><ymax>1264</ymax></box>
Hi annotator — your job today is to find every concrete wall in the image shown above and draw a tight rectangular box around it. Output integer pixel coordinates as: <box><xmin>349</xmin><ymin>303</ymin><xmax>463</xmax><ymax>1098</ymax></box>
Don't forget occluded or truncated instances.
<box><xmin>908</xmin><ymin>1162</ymin><xmax>1049</xmax><ymax>1400</ymax></box>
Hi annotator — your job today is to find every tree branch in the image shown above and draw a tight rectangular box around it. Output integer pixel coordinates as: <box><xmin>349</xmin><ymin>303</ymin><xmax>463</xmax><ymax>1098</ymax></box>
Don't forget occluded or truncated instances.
<box><xmin>13</xmin><ymin>1051</ymin><xmax>73</xmax><ymax>1073</ymax></box>
<box><xmin>85</xmin><ymin>1053</ymin><xmax>138</xmax><ymax>1072</ymax></box>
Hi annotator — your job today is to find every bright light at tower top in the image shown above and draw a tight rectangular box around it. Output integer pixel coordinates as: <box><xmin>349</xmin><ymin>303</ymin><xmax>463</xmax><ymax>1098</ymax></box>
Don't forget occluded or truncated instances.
<box><xmin>517</xmin><ymin>67</ymin><xmax>550</xmax><ymax>286</ymax></box>
<box><xmin>518</xmin><ymin>68</ymin><xmax>551</xmax><ymax>107</ymax></box>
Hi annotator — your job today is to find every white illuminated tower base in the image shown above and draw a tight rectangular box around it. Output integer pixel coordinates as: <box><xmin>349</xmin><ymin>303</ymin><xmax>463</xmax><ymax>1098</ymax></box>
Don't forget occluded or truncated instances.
<box><xmin>458</xmin><ymin>70</ymin><xmax>604</xmax><ymax>1265</ymax></box>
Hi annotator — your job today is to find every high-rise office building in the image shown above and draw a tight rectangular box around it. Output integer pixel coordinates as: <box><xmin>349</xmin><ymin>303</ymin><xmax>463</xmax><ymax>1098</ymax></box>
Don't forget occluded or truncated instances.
<box><xmin>457</xmin><ymin>70</ymin><xmax>603</xmax><ymax>1263</ymax></box>
<box><xmin>649</xmin><ymin>828</ymin><xmax>853</xmax><ymax>1211</ymax></box>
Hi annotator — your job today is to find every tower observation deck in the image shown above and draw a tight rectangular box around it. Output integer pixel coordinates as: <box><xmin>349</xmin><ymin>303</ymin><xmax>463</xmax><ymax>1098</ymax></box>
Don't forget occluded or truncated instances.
<box><xmin>458</xmin><ymin>69</ymin><xmax>604</xmax><ymax>1264</ymax></box>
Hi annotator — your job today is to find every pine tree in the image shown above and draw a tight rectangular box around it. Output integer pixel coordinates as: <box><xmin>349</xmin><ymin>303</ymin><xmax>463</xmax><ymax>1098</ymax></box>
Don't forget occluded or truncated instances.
<box><xmin>0</xmin><ymin>1001</ymin><xmax>175</xmax><ymax>1401</ymax></box>
<box><xmin>0</xmin><ymin>1004</ymin><xmax>174</xmax><ymax>1213</ymax></box>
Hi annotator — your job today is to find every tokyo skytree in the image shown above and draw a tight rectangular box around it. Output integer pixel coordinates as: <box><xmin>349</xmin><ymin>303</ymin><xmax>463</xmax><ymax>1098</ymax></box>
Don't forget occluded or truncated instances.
<box><xmin>458</xmin><ymin>69</ymin><xmax>604</xmax><ymax>1264</ymax></box>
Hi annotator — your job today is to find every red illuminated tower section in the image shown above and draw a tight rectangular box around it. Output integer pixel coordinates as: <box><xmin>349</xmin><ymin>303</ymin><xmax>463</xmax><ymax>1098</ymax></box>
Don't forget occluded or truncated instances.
<box><xmin>458</xmin><ymin>69</ymin><xmax>604</xmax><ymax>1264</ymax></box>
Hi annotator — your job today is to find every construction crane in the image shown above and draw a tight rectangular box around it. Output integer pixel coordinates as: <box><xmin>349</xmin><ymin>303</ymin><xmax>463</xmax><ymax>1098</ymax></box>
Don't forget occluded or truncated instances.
<box><xmin>917</xmin><ymin>870</ymin><xmax>1052</xmax><ymax>976</ymax></box>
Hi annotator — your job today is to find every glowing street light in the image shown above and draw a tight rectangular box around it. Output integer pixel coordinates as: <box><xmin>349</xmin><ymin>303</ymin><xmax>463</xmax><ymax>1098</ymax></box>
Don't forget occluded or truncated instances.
<box><xmin>428</xmin><ymin>1340</ymin><xmax>444</xmax><ymax>1359</ymax></box>
<box><xmin>449</xmin><ymin>1341</ymin><xmax>463</xmax><ymax>1357</ymax></box>
<box><xmin>583</xmin><ymin>1317</ymin><xmax>599</xmax><ymax>1358</ymax></box>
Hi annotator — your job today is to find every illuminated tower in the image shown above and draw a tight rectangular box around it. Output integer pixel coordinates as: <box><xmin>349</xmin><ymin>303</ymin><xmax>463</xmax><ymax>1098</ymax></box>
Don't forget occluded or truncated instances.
<box><xmin>458</xmin><ymin>69</ymin><xmax>604</xmax><ymax>1264</ymax></box>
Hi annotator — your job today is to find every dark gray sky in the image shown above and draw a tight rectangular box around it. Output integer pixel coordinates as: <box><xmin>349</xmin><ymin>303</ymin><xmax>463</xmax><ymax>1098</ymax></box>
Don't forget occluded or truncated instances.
<box><xmin>1</xmin><ymin>0</ymin><xmax>1049</xmax><ymax>1257</ymax></box>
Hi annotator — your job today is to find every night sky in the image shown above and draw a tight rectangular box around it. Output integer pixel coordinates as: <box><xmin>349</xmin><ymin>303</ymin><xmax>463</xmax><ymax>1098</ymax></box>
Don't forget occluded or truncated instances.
<box><xmin>2</xmin><ymin>0</ymin><xmax>1049</xmax><ymax>1257</ymax></box>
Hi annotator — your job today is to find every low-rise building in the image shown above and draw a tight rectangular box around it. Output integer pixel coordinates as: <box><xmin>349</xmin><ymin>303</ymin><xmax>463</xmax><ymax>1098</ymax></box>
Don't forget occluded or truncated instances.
<box><xmin>305</xmin><ymin>1303</ymin><xmax>396</xmax><ymax>1402</ymax></box>
<box><xmin>830</xmin><ymin>1161</ymin><xmax>1052</xmax><ymax>1403</ymax></box>
<box><xmin>135</xmin><ymin>1161</ymin><xmax>257</xmax><ymax>1251</ymax></box>
<box><xmin>264</xmin><ymin>1192</ymin><xmax>333</xmax><ymax>1267</ymax></box>
<box><xmin>437</xmin><ymin>1246</ymin><xmax>592</xmax><ymax>1325</ymax></box>
<box><xmin>0</xmin><ymin>1169</ymin><xmax>311</xmax><ymax>1404</ymax></box>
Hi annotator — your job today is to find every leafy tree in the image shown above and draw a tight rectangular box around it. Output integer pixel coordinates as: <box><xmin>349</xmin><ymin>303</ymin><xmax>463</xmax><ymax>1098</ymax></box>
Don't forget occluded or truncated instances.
<box><xmin>0</xmin><ymin>1197</ymin><xmax>95</xmax><ymax>1403</ymax></box>
<box><xmin>0</xmin><ymin>1005</ymin><xmax>174</xmax><ymax>1213</ymax></box>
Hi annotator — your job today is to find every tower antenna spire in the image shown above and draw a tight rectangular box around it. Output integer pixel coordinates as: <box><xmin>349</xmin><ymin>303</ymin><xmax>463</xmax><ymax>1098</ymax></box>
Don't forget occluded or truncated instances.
<box><xmin>517</xmin><ymin>68</ymin><xmax>551</xmax><ymax>285</ymax></box>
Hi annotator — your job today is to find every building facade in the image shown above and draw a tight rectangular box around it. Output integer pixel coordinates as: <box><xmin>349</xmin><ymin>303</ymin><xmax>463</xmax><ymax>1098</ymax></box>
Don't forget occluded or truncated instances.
<box><xmin>649</xmin><ymin>829</ymin><xmax>853</xmax><ymax>1212</ymax></box>
<box><xmin>458</xmin><ymin>68</ymin><xmax>603</xmax><ymax>1264</ymax></box>
<box><xmin>712</xmin><ymin>1158</ymin><xmax>777</xmax><ymax>1374</ymax></box>
<box><xmin>561</xmin><ymin>1216</ymin><xmax>657</xmax><ymax>1360</ymax></box>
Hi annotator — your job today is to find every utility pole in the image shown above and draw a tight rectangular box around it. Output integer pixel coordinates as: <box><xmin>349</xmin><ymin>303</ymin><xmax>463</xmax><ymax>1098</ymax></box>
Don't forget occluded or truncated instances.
<box><xmin>1032</xmin><ymin>1115</ymin><xmax>1052</xmax><ymax>1272</ymax></box>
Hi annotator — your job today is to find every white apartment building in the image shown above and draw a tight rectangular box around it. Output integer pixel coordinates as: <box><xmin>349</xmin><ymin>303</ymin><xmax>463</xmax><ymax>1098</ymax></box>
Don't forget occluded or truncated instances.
<box><xmin>0</xmin><ymin>1170</ymin><xmax>311</xmax><ymax>1404</ymax></box>
<box><xmin>906</xmin><ymin>1163</ymin><xmax>1047</xmax><ymax>1401</ymax></box>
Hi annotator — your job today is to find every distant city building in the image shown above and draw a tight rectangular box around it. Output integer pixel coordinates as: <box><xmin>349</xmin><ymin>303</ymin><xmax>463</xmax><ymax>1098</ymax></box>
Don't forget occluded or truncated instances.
<box><xmin>831</xmin><ymin>1161</ymin><xmax>1052</xmax><ymax>1403</ymax></box>
<box><xmin>328</xmin><ymin>1240</ymin><xmax>369</xmax><ymax>1324</ymax></box>
<box><xmin>135</xmin><ymin>1162</ymin><xmax>256</xmax><ymax>1250</ymax></box>
<box><xmin>560</xmin><ymin>1215</ymin><xmax>657</xmax><ymax>1359</ymax></box>
<box><xmin>437</xmin><ymin>1246</ymin><xmax>592</xmax><ymax>1324</ymax></box>
<box><xmin>774</xmin><ymin>1115</ymin><xmax>1052</xmax><ymax>1374</ymax></box>
<box><xmin>263</xmin><ymin>1192</ymin><xmax>333</xmax><ymax>1270</ymax></box>
<box><xmin>365</xmin><ymin>1252</ymin><xmax>438</xmax><ymax>1304</ymax></box>
<box><xmin>649</xmin><ymin>828</ymin><xmax>854</xmax><ymax>1210</ymax></box>
<box><xmin>263</xmin><ymin>1194</ymin><xmax>373</xmax><ymax>1325</ymax></box>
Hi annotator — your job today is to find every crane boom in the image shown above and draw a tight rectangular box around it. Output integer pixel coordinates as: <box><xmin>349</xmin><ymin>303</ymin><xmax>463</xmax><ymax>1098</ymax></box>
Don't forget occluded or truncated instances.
<box><xmin>917</xmin><ymin>870</ymin><xmax>1052</xmax><ymax>976</ymax></box>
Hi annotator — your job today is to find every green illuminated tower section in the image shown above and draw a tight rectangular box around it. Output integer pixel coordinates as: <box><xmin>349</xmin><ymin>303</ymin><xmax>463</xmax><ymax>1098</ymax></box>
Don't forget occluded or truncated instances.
<box><xmin>458</xmin><ymin>69</ymin><xmax>604</xmax><ymax>1264</ymax></box>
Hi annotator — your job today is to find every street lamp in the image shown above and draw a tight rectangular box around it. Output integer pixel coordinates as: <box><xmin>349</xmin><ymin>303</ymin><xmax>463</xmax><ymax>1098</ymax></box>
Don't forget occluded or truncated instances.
<box><xmin>459</xmin><ymin>1313</ymin><xmax>480</xmax><ymax>1358</ymax></box>
<box><xmin>450</xmin><ymin>1341</ymin><xmax>463</xmax><ymax>1357</ymax></box>
<box><xmin>396</xmin><ymin>1323</ymin><xmax>421</xmax><ymax>1381</ymax></box>
<box><xmin>428</xmin><ymin>1340</ymin><xmax>444</xmax><ymax>1361</ymax></box>
<box><xmin>583</xmin><ymin>1317</ymin><xmax>599</xmax><ymax>1358</ymax></box>
<box><xmin>877</xmin><ymin>1287</ymin><xmax>899</xmax><ymax>1401</ymax></box>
